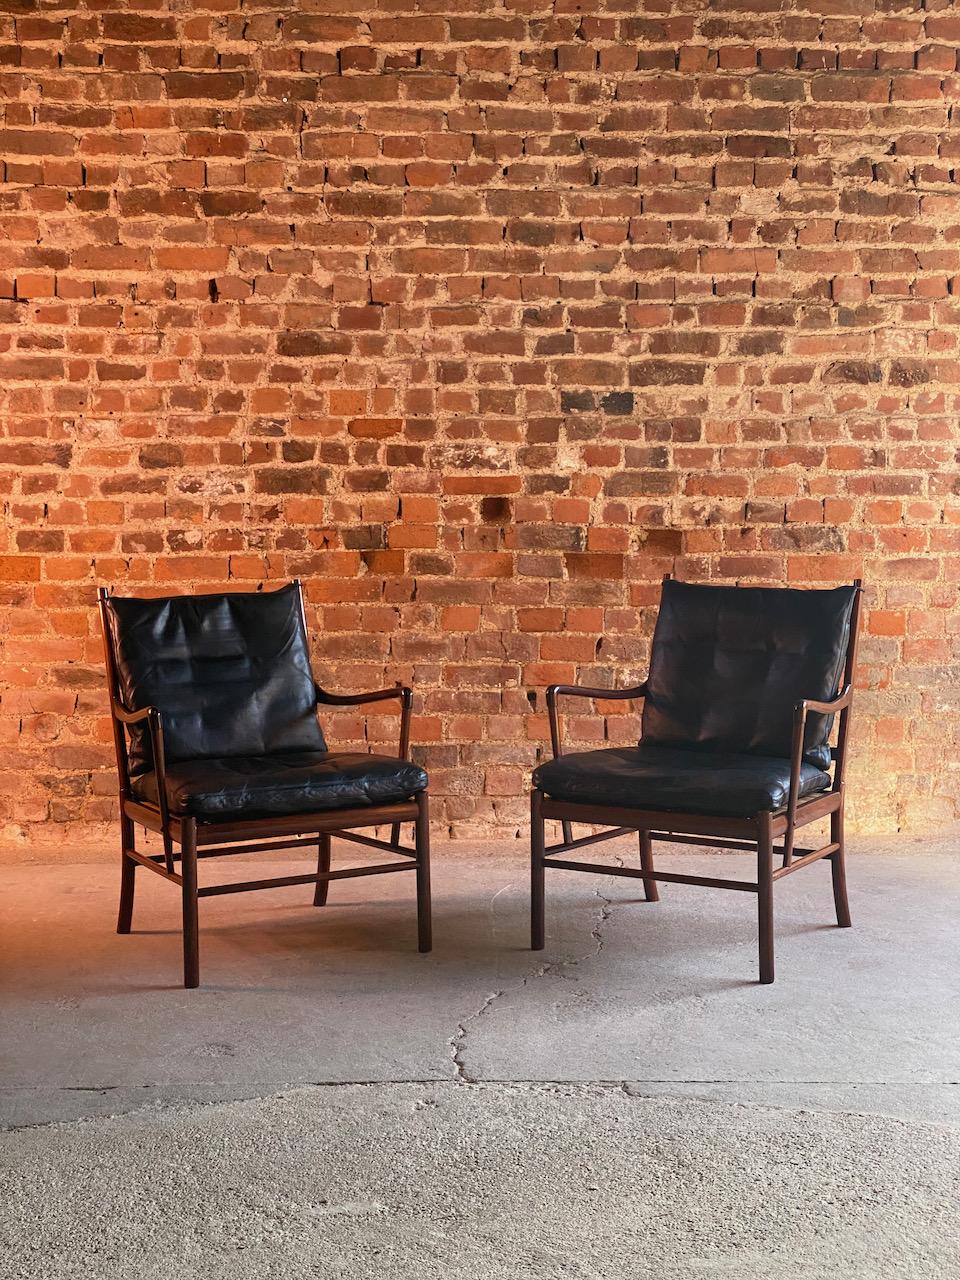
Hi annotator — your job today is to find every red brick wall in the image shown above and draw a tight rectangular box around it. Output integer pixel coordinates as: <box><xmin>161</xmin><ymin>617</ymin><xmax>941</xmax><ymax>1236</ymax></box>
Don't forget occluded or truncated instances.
<box><xmin>1</xmin><ymin>2</ymin><xmax>958</xmax><ymax>845</ymax></box>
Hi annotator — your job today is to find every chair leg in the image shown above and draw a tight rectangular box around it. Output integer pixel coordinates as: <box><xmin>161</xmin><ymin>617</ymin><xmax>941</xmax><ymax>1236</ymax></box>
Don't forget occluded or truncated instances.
<box><xmin>830</xmin><ymin>805</ymin><xmax>852</xmax><ymax>928</ymax></box>
<box><xmin>313</xmin><ymin>831</ymin><xmax>331</xmax><ymax>906</ymax></box>
<box><xmin>415</xmin><ymin>791</ymin><xmax>432</xmax><ymax>953</ymax></box>
<box><xmin>181</xmin><ymin>817</ymin><xmax>200</xmax><ymax>989</ymax></box>
<box><xmin>117</xmin><ymin>812</ymin><xmax>136</xmax><ymax>934</ymax></box>
<box><xmin>757</xmin><ymin>810</ymin><xmax>775</xmax><ymax>985</ymax></box>
<box><xmin>638</xmin><ymin>830</ymin><xmax>660</xmax><ymax>902</ymax></box>
<box><xmin>531</xmin><ymin>788</ymin><xmax>545</xmax><ymax>950</ymax></box>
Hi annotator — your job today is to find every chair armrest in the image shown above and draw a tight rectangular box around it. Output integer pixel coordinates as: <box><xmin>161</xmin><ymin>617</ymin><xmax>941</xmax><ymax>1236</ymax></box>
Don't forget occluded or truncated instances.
<box><xmin>782</xmin><ymin>684</ymin><xmax>854</xmax><ymax>861</ymax></box>
<box><xmin>111</xmin><ymin>700</ymin><xmax>166</xmax><ymax>772</ymax></box>
<box><xmin>315</xmin><ymin>684</ymin><xmax>414</xmax><ymax>760</ymax></box>
<box><xmin>110</xmin><ymin>701</ymin><xmax>172</xmax><ymax>831</ymax></box>
<box><xmin>111</xmin><ymin>701</ymin><xmax>159</xmax><ymax>726</ymax></box>
<box><xmin>798</xmin><ymin>686</ymin><xmax>853</xmax><ymax>715</ymax></box>
<box><xmin>315</xmin><ymin>684</ymin><xmax>409</xmax><ymax>707</ymax></box>
<box><xmin>545</xmin><ymin>681</ymin><xmax>648</xmax><ymax>759</ymax></box>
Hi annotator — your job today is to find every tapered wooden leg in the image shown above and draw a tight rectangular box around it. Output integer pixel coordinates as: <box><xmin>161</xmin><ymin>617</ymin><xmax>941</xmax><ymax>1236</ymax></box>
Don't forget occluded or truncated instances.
<box><xmin>415</xmin><ymin>791</ymin><xmax>432</xmax><ymax>953</ymax></box>
<box><xmin>639</xmin><ymin>830</ymin><xmax>660</xmax><ymax>903</ymax></box>
<box><xmin>531</xmin><ymin>788</ymin><xmax>545</xmax><ymax>950</ymax></box>
<box><xmin>181</xmin><ymin>817</ymin><xmax>200</xmax><ymax>989</ymax></box>
<box><xmin>313</xmin><ymin>831</ymin><xmax>331</xmax><ymax>906</ymax></box>
<box><xmin>757</xmin><ymin>810</ymin><xmax>775</xmax><ymax>985</ymax></box>
<box><xmin>117</xmin><ymin>812</ymin><xmax>136</xmax><ymax>934</ymax></box>
<box><xmin>830</xmin><ymin>805</ymin><xmax>852</xmax><ymax>928</ymax></box>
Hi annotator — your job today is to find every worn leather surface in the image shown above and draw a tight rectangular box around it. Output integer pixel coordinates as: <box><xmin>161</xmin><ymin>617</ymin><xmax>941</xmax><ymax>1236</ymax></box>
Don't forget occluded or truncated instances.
<box><xmin>641</xmin><ymin>580</ymin><xmax>856</xmax><ymax>769</ymax></box>
<box><xmin>533</xmin><ymin>744</ymin><xmax>831</xmax><ymax>817</ymax></box>
<box><xmin>133</xmin><ymin>751</ymin><xmax>429</xmax><ymax>820</ymax></box>
<box><xmin>104</xmin><ymin>583</ymin><xmax>326</xmax><ymax>774</ymax></box>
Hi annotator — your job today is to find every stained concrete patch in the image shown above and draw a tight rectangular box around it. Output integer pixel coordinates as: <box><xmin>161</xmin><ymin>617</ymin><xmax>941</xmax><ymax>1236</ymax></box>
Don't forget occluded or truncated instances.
<box><xmin>2</xmin><ymin>1082</ymin><xmax>959</xmax><ymax>1280</ymax></box>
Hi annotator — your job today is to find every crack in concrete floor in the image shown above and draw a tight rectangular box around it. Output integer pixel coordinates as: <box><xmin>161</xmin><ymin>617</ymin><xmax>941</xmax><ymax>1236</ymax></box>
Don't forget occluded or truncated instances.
<box><xmin>449</xmin><ymin>991</ymin><xmax>502</xmax><ymax>1084</ymax></box>
<box><xmin>449</xmin><ymin>870</ymin><xmax>620</xmax><ymax>1084</ymax></box>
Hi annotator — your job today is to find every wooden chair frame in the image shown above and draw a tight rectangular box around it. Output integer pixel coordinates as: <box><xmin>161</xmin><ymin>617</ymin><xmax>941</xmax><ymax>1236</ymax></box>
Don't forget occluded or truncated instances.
<box><xmin>98</xmin><ymin>580</ymin><xmax>431</xmax><ymax>988</ymax></box>
<box><xmin>531</xmin><ymin>580</ymin><xmax>863</xmax><ymax>984</ymax></box>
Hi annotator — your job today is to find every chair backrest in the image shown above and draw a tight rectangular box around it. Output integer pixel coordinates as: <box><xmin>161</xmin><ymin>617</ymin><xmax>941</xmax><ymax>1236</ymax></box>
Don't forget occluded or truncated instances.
<box><xmin>641</xmin><ymin>579</ymin><xmax>858</xmax><ymax>768</ymax></box>
<box><xmin>101</xmin><ymin>582</ymin><xmax>326</xmax><ymax>774</ymax></box>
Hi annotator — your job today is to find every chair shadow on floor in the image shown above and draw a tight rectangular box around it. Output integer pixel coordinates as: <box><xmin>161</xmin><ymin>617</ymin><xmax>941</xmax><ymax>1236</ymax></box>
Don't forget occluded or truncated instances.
<box><xmin>4</xmin><ymin>857</ymin><xmax>853</xmax><ymax>999</ymax></box>
<box><xmin>103</xmin><ymin>890</ymin><xmax>830</xmax><ymax>996</ymax></box>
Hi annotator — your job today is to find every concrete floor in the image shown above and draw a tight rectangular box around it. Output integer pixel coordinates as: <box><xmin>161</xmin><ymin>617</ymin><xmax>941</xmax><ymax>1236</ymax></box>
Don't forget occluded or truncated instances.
<box><xmin>2</xmin><ymin>835</ymin><xmax>959</xmax><ymax>1277</ymax></box>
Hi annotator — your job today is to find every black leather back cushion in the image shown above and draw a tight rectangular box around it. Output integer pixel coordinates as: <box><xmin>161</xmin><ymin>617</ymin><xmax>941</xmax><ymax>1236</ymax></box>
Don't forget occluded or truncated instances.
<box><xmin>641</xmin><ymin>580</ymin><xmax>856</xmax><ymax>768</ymax></box>
<box><xmin>104</xmin><ymin>583</ymin><xmax>326</xmax><ymax>774</ymax></box>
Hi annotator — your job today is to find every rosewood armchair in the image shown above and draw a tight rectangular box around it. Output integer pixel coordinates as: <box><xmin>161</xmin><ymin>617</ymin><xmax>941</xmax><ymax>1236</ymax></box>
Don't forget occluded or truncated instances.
<box><xmin>98</xmin><ymin>580</ymin><xmax>431</xmax><ymax>988</ymax></box>
<box><xmin>531</xmin><ymin>578</ymin><xmax>862</xmax><ymax>984</ymax></box>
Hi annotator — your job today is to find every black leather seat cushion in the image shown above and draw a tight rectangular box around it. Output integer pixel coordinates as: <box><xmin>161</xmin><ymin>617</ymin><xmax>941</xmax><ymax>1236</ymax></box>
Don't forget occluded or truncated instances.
<box><xmin>533</xmin><ymin>744</ymin><xmax>831</xmax><ymax>817</ymax></box>
<box><xmin>102</xmin><ymin>583</ymin><xmax>326</xmax><ymax>774</ymax></box>
<box><xmin>643</xmin><ymin>580</ymin><xmax>856</xmax><ymax>769</ymax></box>
<box><xmin>133</xmin><ymin>751</ymin><xmax>429</xmax><ymax>821</ymax></box>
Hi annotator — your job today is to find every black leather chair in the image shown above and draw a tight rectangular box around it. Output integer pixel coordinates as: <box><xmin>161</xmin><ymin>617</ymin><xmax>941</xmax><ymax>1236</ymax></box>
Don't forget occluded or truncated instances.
<box><xmin>98</xmin><ymin>580</ymin><xmax>431</xmax><ymax>987</ymax></box>
<box><xmin>531</xmin><ymin>577</ymin><xmax>862</xmax><ymax>983</ymax></box>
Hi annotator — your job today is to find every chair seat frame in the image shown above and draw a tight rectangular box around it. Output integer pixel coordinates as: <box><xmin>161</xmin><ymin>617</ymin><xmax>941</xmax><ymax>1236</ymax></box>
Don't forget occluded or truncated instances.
<box><xmin>99</xmin><ymin>580</ymin><xmax>431</xmax><ymax>988</ymax></box>
<box><xmin>531</xmin><ymin>579</ymin><xmax>862</xmax><ymax>984</ymax></box>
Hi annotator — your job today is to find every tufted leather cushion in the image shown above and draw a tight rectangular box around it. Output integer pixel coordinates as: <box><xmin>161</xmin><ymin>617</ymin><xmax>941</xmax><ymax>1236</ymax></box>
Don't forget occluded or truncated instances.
<box><xmin>103</xmin><ymin>583</ymin><xmax>326</xmax><ymax>775</ymax></box>
<box><xmin>533</xmin><ymin>744</ymin><xmax>830</xmax><ymax>817</ymax></box>
<box><xmin>132</xmin><ymin>751</ymin><xmax>428</xmax><ymax>821</ymax></box>
<box><xmin>642</xmin><ymin>580</ymin><xmax>856</xmax><ymax>769</ymax></box>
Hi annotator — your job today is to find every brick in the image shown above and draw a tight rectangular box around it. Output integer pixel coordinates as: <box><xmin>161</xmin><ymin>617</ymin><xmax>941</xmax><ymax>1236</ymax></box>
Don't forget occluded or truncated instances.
<box><xmin>600</xmin><ymin>391</ymin><xmax>634</xmax><ymax>415</ymax></box>
<box><xmin>165</xmin><ymin>72</ymin><xmax>246</xmax><ymax>100</ymax></box>
<box><xmin>103</xmin><ymin>15</ymin><xmax>176</xmax><ymax>43</ymax></box>
<box><xmin>630</xmin><ymin>361</ymin><xmax>705</xmax><ymax>386</ymax></box>
<box><xmin>0</xmin><ymin>556</ymin><xmax>41</xmax><ymax>582</ymax></box>
<box><xmin>277</xmin><ymin>332</ymin><xmax>350</xmax><ymax>358</ymax></box>
<box><xmin>564</xmin><ymin>553</ymin><xmax>625</xmax><ymax>579</ymax></box>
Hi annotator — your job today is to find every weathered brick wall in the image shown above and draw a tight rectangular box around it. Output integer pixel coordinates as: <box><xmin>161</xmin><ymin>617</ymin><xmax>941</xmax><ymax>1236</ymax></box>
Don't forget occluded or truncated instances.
<box><xmin>1</xmin><ymin>1</ymin><xmax>958</xmax><ymax>847</ymax></box>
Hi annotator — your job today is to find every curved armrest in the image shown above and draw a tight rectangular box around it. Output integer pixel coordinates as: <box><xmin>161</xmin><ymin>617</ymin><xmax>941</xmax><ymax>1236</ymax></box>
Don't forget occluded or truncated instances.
<box><xmin>545</xmin><ymin>680</ymin><xmax>648</xmax><ymax>759</ymax></box>
<box><xmin>798</xmin><ymin>686</ymin><xmax>852</xmax><ymax>715</ymax></box>
<box><xmin>315</xmin><ymin>684</ymin><xmax>410</xmax><ymax>707</ymax></box>
<box><xmin>314</xmin><ymin>683</ymin><xmax>414</xmax><ymax>760</ymax></box>
<box><xmin>546</xmin><ymin>682</ymin><xmax>648</xmax><ymax>704</ymax></box>
<box><xmin>111</xmin><ymin>702</ymin><xmax>166</xmax><ymax>774</ymax></box>
<box><xmin>111</xmin><ymin>701</ymin><xmax>159</xmax><ymax>726</ymax></box>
